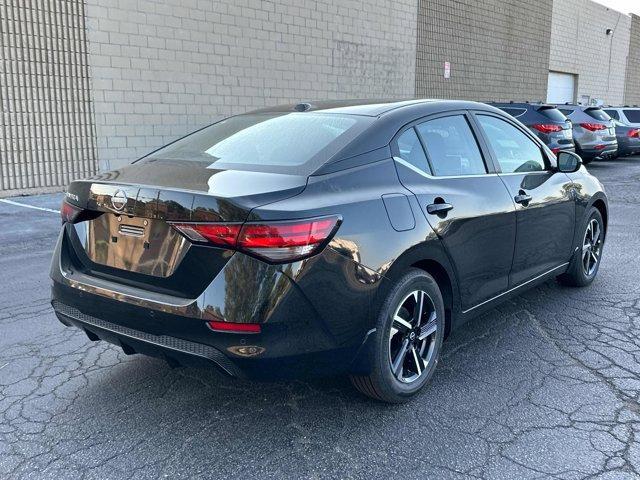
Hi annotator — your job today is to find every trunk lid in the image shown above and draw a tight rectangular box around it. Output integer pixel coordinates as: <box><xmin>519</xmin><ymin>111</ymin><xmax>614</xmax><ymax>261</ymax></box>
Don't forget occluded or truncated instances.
<box><xmin>64</xmin><ymin>160</ymin><xmax>308</xmax><ymax>295</ymax></box>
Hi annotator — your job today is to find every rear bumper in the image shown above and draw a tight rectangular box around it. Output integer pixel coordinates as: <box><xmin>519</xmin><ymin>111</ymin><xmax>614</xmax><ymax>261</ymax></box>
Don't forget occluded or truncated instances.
<box><xmin>578</xmin><ymin>144</ymin><xmax>618</xmax><ymax>160</ymax></box>
<box><xmin>50</xmin><ymin>227</ymin><xmax>378</xmax><ymax>379</ymax></box>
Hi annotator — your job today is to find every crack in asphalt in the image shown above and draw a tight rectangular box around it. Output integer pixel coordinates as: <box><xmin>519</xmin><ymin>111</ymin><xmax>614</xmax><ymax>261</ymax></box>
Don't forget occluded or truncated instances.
<box><xmin>1</xmin><ymin>160</ymin><xmax>640</xmax><ymax>479</ymax></box>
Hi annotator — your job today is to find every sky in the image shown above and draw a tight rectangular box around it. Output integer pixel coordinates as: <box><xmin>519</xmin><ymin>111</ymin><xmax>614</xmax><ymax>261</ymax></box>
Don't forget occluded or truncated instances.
<box><xmin>591</xmin><ymin>0</ymin><xmax>640</xmax><ymax>15</ymax></box>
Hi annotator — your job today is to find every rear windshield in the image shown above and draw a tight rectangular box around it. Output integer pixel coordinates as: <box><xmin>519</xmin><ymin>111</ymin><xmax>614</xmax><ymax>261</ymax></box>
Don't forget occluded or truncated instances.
<box><xmin>624</xmin><ymin>109</ymin><xmax>640</xmax><ymax>123</ymax></box>
<box><xmin>537</xmin><ymin>107</ymin><xmax>568</xmax><ymax>122</ymax></box>
<box><xmin>143</xmin><ymin>112</ymin><xmax>373</xmax><ymax>174</ymax></box>
<box><xmin>604</xmin><ymin>109</ymin><xmax>620</xmax><ymax>120</ymax></box>
<box><xmin>585</xmin><ymin>108</ymin><xmax>611</xmax><ymax>121</ymax></box>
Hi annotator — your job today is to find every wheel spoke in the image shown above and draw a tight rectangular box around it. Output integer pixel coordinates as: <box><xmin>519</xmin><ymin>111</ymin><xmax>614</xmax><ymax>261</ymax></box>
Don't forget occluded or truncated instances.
<box><xmin>591</xmin><ymin>251</ymin><xmax>599</xmax><ymax>264</ymax></box>
<box><xmin>419</xmin><ymin>315</ymin><xmax>437</xmax><ymax>340</ymax></box>
<box><xmin>412</xmin><ymin>291</ymin><xmax>424</xmax><ymax>326</ymax></box>
<box><xmin>411</xmin><ymin>347</ymin><xmax>422</xmax><ymax>376</ymax></box>
<box><xmin>393</xmin><ymin>315</ymin><xmax>412</xmax><ymax>332</ymax></box>
<box><xmin>592</xmin><ymin>221</ymin><xmax>600</xmax><ymax>245</ymax></box>
<box><xmin>391</xmin><ymin>338</ymin><xmax>410</xmax><ymax>378</ymax></box>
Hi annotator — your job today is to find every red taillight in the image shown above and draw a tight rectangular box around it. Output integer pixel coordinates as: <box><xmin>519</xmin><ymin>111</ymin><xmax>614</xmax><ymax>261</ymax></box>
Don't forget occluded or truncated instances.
<box><xmin>207</xmin><ymin>320</ymin><xmax>261</xmax><ymax>334</ymax></box>
<box><xmin>551</xmin><ymin>147</ymin><xmax>561</xmax><ymax>154</ymax></box>
<box><xmin>60</xmin><ymin>200</ymin><xmax>82</xmax><ymax>224</ymax></box>
<box><xmin>532</xmin><ymin>124</ymin><xmax>563</xmax><ymax>134</ymax></box>
<box><xmin>594</xmin><ymin>144</ymin><xmax>605</xmax><ymax>151</ymax></box>
<box><xmin>628</xmin><ymin>129</ymin><xmax>640</xmax><ymax>138</ymax></box>
<box><xmin>580</xmin><ymin>123</ymin><xmax>607</xmax><ymax>131</ymax></box>
<box><xmin>171</xmin><ymin>215</ymin><xmax>341</xmax><ymax>263</ymax></box>
<box><xmin>172</xmin><ymin>223</ymin><xmax>241</xmax><ymax>247</ymax></box>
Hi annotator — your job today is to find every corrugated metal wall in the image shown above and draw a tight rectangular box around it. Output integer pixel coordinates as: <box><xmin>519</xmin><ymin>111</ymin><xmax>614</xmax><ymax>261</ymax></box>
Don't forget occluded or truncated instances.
<box><xmin>0</xmin><ymin>0</ymin><xmax>97</xmax><ymax>196</ymax></box>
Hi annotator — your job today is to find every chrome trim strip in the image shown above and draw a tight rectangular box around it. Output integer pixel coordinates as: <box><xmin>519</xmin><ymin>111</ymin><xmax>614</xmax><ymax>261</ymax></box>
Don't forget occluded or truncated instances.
<box><xmin>462</xmin><ymin>263</ymin><xmax>570</xmax><ymax>314</ymax></box>
<box><xmin>393</xmin><ymin>157</ymin><xmax>498</xmax><ymax>179</ymax></box>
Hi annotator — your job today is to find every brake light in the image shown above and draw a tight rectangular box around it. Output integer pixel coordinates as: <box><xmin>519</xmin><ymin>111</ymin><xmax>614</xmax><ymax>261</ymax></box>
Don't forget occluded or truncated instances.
<box><xmin>551</xmin><ymin>147</ymin><xmax>561</xmax><ymax>154</ymax></box>
<box><xmin>628</xmin><ymin>129</ymin><xmax>640</xmax><ymax>138</ymax></box>
<box><xmin>532</xmin><ymin>124</ymin><xmax>563</xmax><ymax>133</ymax></box>
<box><xmin>60</xmin><ymin>200</ymin><xmax>82</xmax><ymax>224</ymax></box>
<box><xmin>594</xmin><ymin>144</ymin><xmax>605</xmax><ymax>151</ymax></box>
<box><xmin>171</xmin><ymin>215</ymin><xmax>341</xmax><ymax>263</ymax></box>
<box><xmin>580</xmin><ymin>123</ymin><xmax>607</xmax><ymax>131</ymax></box>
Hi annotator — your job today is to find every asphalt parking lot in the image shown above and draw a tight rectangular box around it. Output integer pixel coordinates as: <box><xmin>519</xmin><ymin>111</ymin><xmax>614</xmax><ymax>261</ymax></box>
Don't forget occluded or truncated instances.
<box><xmin>1</xmin><ymin>157</ymin><xmax>640</xmax><ymax>480</ymax></box>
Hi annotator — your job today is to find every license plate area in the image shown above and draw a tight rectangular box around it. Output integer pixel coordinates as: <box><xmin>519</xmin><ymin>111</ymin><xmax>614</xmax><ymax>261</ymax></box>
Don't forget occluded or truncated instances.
<box><xmin>72</xmin><ymin>214</ymin><xmax>189</xmax><ymax>277</ymax></box>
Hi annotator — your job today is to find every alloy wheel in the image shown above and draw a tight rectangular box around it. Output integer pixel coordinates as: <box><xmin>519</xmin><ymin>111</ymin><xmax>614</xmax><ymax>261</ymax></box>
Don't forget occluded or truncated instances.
<box><xmin>582</xmin><ymin>218</ymin><xmax>602</xmax><ymax>276</ymax></box>
<box><xmin>388</xmin><ymin>290</ymin><xmax>438</xmax><ymax>384</ymax></box>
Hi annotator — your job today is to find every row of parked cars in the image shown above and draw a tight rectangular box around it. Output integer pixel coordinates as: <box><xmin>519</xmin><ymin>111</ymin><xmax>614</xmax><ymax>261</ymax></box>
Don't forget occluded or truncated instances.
<box><xmin>490</xmin><ymin>102</ymin><xmax>640</xmax><ymax>163</ymax></box>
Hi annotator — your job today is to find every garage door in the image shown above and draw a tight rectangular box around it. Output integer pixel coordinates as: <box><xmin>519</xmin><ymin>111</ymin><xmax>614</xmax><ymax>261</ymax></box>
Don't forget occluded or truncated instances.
<box><xmin>547</xmin><ymin>72</ymin><xmax>576</xmax><ymax>104</ymax></box>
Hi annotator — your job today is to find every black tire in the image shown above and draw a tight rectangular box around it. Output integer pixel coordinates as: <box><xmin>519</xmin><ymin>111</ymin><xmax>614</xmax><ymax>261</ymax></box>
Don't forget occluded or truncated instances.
<box><xmin>350</xmin><ymin>269</ymin><xmax>445</xmax><ymax>403</ymax></box>
<box><xmin>557</xmin><ymin>207</ymin><xmax>605</xmax><ymax>287</ymax></box>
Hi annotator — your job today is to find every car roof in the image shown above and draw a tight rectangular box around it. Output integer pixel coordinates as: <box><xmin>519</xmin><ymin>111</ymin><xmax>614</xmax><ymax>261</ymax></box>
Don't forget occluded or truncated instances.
<box><xmin>247</xmin><ymin>99</ymin><xmax>494</xmax><ymax>117</ymax></box>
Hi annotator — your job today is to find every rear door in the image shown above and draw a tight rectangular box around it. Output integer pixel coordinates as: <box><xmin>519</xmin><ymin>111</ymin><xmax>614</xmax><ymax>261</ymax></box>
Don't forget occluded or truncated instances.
<box><xmin>392</xmin><ymin>111</ymin><xmax>516</xmax><ymax>311</ymax></box>
<box><xmin>472</xmin><ymin>112</ymin><xmax>576</xmax><ymax>287</ymax></box>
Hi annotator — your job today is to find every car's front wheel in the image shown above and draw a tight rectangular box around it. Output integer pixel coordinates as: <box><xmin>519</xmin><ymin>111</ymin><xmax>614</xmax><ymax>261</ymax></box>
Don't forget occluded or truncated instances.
<box><xmin>350</xmin><ymin>269</ymin><xmax>445</xmax><ymax>403</ymax></box>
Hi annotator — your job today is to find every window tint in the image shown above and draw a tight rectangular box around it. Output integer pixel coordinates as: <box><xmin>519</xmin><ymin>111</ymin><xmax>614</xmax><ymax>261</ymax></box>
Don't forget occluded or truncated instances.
<box><xmin>477</xmin><ymin>115</ymin><xmax>546</xmax><ymax>173</ymax></box>
<box><xmin>585</xmin><ymin>108</ymin><xmax>611</xmax><ymax>121</ymax></box>
<box><xmin>499</xmin><ymin>108</ymin><xmax>527</xmax><ymax>118</ymax></box>
<box><xmin>559</xmin><ymin>109</ymin><xmax>574</xmax><ymax>116</ymax></box>
<box><xmin>145</xmin><ymin>112</ymin><xmax>372</xmax><ymax>175</ymax></box>
<box><xmin>604</xmin><ymin>109</ymin><xmax>620</xmax><ymax>120</ymax></box>
<box><xmin>396</xmin><ymin>128</ymin><xmax>430</xmax><ymax>174</ymax></box>
<box><xmin>623</xmin><ymin>109</ymin><xmax>640</xmax><ymax>123</ymax></box>
<box><xmin>415</xmin><ymin>115</ymin><xmax>486</xmax><ymax>176</ymax></box>
<box><xmin>538</xmin><ymin>107</ymin><xmax>568</xmax><ymax>122</ymax></box>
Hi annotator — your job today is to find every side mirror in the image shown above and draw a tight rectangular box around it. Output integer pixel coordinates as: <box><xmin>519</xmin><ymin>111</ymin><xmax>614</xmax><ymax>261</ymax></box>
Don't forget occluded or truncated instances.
<box><xmin>557</xmin><ymin>151</ymin><xmax>582</xmax><ymax>173</ymax></box>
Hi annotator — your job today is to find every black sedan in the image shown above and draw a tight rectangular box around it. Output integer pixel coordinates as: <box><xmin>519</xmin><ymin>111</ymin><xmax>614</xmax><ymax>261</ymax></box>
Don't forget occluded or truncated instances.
<box><xmin>51</xmin><ymin>99</ymin><xmax>608</xmax><ymax>403</ymax></box>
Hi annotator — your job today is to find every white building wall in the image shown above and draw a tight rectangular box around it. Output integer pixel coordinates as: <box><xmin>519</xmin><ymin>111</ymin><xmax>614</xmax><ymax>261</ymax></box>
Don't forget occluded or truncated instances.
<box><xmin>85</xmin><ymin>0</ymin><xmax>418</xmax><ymax>171</ymax></box>
<box><xmin>550</xmin><ymin>0</ymin><xmax>631</xmax><ymax>106</ymax></box>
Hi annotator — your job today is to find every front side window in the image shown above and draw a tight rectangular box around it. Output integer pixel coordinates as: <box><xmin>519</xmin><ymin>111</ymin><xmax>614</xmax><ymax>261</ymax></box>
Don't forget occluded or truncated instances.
<box><xmin>415</xmin><ymin>115</ymin><xmax>486</xmax><ymax>176</ymax></box>
<box><xmin>396</xmin><ymin>128</ymin><xmax>430</xmax><ymax>174</ymax></box>
<box><xmin>623</xmin><ymin>109</ymin><xmax>640</xmax><ymax>123</ymax></box>
<box><xmin>477</xmin><ymin>115</ymin><xmax>546</xmax><ymax>173</ymax></box>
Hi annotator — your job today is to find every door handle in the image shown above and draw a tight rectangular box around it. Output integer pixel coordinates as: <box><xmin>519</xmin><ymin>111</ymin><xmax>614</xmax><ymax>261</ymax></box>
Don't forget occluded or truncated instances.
<box><xmin>426</xmin><ymin>202</ymin><xmax>453</xmax><ymax>215</ymax></box>
<box><xmin>514</xmin><ymin>191</ymin><xmax>532</xmax><ymax>205</ymax></box>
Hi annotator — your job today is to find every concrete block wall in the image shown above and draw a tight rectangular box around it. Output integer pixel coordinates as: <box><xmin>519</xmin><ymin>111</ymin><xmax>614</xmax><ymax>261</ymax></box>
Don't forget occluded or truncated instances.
<box><xmin>550</xmin><ymin>0</ymin><xmax>631</xmax><ymax>105</ymax></box>
<box><xmin>624</xmin><ymin>15</ymin><xmax>640</xmax><ymax>105</ymax></box>
<box><xmin>0</xmin><ymin>0</ymin><xmax>97</xmax><ymax>195</ymax></box>
<box><xmin>415</xmin><ymin>0</ymin><xmax>553</xmax><ymax>102</ymax></box>
<box><xmin>85</xmin><ymin>0</ymin><xmax>418</xmax><ymax>171</ymax></box>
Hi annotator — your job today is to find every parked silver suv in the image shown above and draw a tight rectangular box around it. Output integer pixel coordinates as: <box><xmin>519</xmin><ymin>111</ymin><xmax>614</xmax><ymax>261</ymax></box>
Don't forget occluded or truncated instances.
<box><xmin>555</xmin><ymin>105</ymin><xmax>618</xmax><ymax>163</ymax></box>
<box><xmin>602</xmin><ymin>106</ymin><xmax>640</xmax><ymax>127</ymax></box>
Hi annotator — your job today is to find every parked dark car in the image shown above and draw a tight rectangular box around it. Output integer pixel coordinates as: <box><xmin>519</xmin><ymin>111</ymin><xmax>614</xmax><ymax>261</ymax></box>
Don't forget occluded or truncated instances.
<box><xmin>490</xmin><ymin>102</ymin><xmax>575</xmax><ymax>154</ymax></box>
<box><xmin>51</xmin><ymin>99</ymin><xmax>608</xmax><ymax>403</ymax></box>
<box><xmin>555</xmin><ymin>104</ymin><xmax>618</xmax><ymax>163</ymax></box>
<box><xmin>610</xmin><ymin>120</ymin><xmax>640</xmax><ymax>157</ymax></box>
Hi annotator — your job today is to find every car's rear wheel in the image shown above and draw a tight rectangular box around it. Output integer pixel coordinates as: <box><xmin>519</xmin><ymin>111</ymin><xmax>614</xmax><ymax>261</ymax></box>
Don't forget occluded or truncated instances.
<box><xmin>558</xmin><ymin>207</ymin><xmax>604</xmax><ymax>287</ymax></box>
<box><xmin>350</xmin><ymin>269</ymin><xmax>445</xmax><ymax>403</ymax></box>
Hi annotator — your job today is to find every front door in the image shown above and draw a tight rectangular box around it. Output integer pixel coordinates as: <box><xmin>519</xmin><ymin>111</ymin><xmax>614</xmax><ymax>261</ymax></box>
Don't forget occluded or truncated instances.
<box><xmin>393</xmin><ymin>112</ymin><xmax>517</xmax><ymax>311</ymax></box>
<box><xmin>473</xmin><ymin>113</ymin><xmax>576</xmax><ymax>286</ymax></box>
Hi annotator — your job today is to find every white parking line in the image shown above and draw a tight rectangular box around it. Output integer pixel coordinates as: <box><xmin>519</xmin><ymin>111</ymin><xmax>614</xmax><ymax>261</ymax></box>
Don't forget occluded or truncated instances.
<box><xmin>0</xmin><ymin>198</ymin><xmax>60</xmax><ymax>214</ymax></box>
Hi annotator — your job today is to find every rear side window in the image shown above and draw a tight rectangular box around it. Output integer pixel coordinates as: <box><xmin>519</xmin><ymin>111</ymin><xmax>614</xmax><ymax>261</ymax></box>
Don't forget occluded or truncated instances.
<box><xmin>538</xmin><ymin>107</ymin><xmax>568</xmax><ymax>122</ymax></box>
<box><xmin>604</xmin><ymin>109</ymin><xmax>620</xmax><ymax>120</ymax></box>
<box><xmin>144</xmin><ymin>112</ymin><xmax>372</xmax><ymax>175</ymax></box>
<box><xmin>623</xmin><ymin>109</ymin><xmax>640</xmax><ymax>123</ymax></box>
<box><xmin>396</xmin><ymin>128</ymin><xmax>430</xmax><ymax>174</ymax></box>
<box><xmin>585</xmin><ymin>108</ymin><xmax>611</xmax><ymax>121</ymax></box>
<box><xmin>477</xmin><ymin>115</ymin><xmax>546</xmax><ymax>173</ymax></box>
<box><xmin>416</xmin><ymin>115</ymin><xmax>487</xmax><ymax>176</ymax></box>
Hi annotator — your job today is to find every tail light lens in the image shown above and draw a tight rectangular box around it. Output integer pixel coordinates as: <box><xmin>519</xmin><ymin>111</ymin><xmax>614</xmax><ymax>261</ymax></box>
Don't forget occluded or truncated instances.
<box><xmin>207</xmin><ymin>320</ymin><xmax>261</xmax><ymax>334</ymax></box>
<box><xmin>171</xmin><ymin>215</ymin><xmax>341</xmax><ymax>263</ymax></box>
<box><xmin>532</xmin><ymin>124</ymin><xmax>563</xmax><ymax>133</ymax></box>
<box><xmin>628</xmin><ymin>129</ymin><xmax>640</xmax><ymax>138</ymax></box>
<box><xmin>580</xmin><ymin>123</ymin><xmax>607</xmax><ymax>131</ymax></box>
<box><xmin>60</xmin><ymin>200</ymin><xmax>82</xmax><ymax>224</ymax></box>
